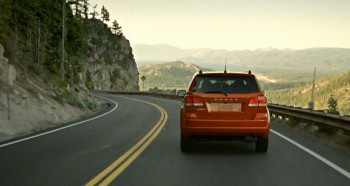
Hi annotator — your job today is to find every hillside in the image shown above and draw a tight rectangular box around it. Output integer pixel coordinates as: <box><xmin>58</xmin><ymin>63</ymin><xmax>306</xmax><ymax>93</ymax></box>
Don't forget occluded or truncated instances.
<box><xmin>139</xmin><ymin>61</ymin><xmax>210</xmax><ymax>91</ymax></box>
<box><xmin>0</xmin><ymin>1</ymin><xmax>139</xmax><ymax>92</ymax></box>
<box><xmin>266</xmin><ymin>70</ymin><xmax>350</xmax><ymax>115</ymax></box>
<box><xmin>133</xmin><ymin>44</ymin><xmax>350</xmax><ymax>76</ymax></box>
<box><xmin>0</xmin><ymin>1</ymin><xmax>139</xmax><ymax>141</ymax></box>
<box><xmin>138</xmin><ymin>61</ymin><xmax>280</xmax><ymax>91</ymax></box>
<box><xmin>140</xmin><ymin>60</ymin><xmax>349</xmax><ymax>115</ymax></box>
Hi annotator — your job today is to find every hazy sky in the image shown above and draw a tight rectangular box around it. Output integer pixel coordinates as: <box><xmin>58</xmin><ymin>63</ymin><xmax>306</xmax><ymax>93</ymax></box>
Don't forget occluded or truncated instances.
<box><xmin>89</xmin><ymin>0</ymin><xmax>350</xmax><ymax>50</ymax></box>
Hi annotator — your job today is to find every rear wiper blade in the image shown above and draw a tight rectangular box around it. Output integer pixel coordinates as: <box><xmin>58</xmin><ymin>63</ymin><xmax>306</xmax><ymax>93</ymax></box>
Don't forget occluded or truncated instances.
<box><xmin>204</xmin><ymin>91</ymin><xmax>227</xmax><ymax>96</ymax></box>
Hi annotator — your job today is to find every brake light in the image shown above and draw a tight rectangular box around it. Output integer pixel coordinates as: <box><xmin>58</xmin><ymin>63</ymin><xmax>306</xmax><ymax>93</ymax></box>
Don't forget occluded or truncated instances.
<box><xmin>192</xmin><ymin>96</ymin><xmax>204</xmax><ymax>106</ymax></box>
<box><xmin>258</xmin><ymin>96</ymin><xmax>267</xmax><ymax>106</ymax></box>
<box><xmin>184</xmin><ymin>95</ymin><xmax>204</xmax><ymax>106</ymax></box>
<box><xmin>248</xmin><ymin>97</ymin><xmax>259</xmax><ymax>106</ymax></box>
<box><xmin>249</xmin><ymin>96</ymin><xmax>267</xmax><ymax>107</ymax></box>
<box><xmin>185</xmin><ymin>96</ymin><xmax>192</xmax><ymax>106</ymax></box>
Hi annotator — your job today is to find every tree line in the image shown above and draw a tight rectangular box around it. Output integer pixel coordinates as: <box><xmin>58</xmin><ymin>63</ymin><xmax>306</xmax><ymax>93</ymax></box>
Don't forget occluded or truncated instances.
<box><xmin>68</xmin><ymin>0</ymin><xmax>122</xmax><ymax>35</ymax></box>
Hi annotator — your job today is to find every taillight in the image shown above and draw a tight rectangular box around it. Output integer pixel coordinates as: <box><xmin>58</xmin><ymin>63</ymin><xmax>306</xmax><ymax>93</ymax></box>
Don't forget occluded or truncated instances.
<box><xmin>258</xmin><ymin>96</ymin><xmax>267</xmax><ymax>106</ymax></box>
<box><xmin>248</xmin><ymin>97</ymin><xmax>259</xmax><ymax>106</ymax></box>
<box><xmin>249</xmin><ymin>96</ymin><xmax>267</xmax><ymax>107</ymax></box>
<box><xmin>184</xmin><ymin>95</ymin><xmax>204</xmax><ymax>106</ymax></box>
<box><xmin>192</xmin><ymin>96</ymin><xmax>204</xmax><ymax>106</ymax></box>
<box><xmin>185</xmin><ymin>96</ymin><xmax>192</xmax><ymax>106</ymax></box>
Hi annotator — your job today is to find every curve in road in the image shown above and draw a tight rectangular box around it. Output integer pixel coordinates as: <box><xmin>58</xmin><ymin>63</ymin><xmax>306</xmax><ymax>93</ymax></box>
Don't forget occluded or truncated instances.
<box><xmin>0</xmin><ymin>96</ymin><xmax>119</xmax><ymax>148</ymax></box>
<box><xmin>86</xmin><ymin>96</ymin><xmax>168</xmax><ymax>185</ymax></box>
<box><xmin>0</xmin><ymin>94</ymin><xmax>349</xmax><ymax>186</ymax></box>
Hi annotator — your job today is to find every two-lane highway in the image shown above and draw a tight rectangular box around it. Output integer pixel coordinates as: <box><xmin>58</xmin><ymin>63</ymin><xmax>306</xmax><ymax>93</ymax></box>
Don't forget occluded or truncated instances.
<box><xmin>0</xmin><ymin>94</ymin><xmax>349</xmax><ymax>185</ymax></box>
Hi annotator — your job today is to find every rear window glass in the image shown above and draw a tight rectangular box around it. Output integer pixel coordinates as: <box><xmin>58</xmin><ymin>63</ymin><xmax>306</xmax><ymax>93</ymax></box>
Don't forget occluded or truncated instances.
<box><xmin>192</xmin><ymin>76</ymin><xmax>259</xmax><ymax>94</ymax></box>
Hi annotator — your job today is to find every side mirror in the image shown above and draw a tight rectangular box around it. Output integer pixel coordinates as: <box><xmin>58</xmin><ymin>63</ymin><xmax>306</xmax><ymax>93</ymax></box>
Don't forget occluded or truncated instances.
<box><xmin>177</xmin><ymin>90</ymin><xmax>186</xmax><ymax>97</ymax></box>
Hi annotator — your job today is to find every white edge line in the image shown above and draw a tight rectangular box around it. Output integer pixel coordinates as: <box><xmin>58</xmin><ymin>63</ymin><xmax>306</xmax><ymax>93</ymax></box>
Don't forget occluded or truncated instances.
<box><xmin>271</xmin><ymin>129</ymin><xmax>350</xmax><ymax>179</ymax></box>
<box><xmin>0</xmin><ymin>96</ymin><xmax>118</xmax><ymax>148</ymax></box>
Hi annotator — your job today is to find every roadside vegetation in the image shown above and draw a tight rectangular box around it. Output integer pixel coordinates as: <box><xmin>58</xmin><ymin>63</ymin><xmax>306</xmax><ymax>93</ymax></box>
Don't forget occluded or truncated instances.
<box><xmin>264</xmin><ymin>70</ymin><xmax>350</xmax><ymax>115</ymax></box>
<box><xmin>0</xmin><ymin>0</ymin><xmax>125</xmax><ymax>108</ymax></box>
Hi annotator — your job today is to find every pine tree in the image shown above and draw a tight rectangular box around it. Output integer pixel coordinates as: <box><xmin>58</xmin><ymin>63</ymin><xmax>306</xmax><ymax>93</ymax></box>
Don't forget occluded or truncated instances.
<box><xmin>327</xmin><ymin>94</ymin><xmax>339</xmax><ymax>114</ymax></box>
<box><xmin>111</xmin><ymin>20</ymin><xmax>122</xmax><ymax>35</ymax></box>
<box><xmin>90</xmin><ymin>4</ymin><xmax>99</xmax><ymax>19</ymax></box>
<box><xmin>68</xmin><ymin>0</ymin><xmax>83</xmax><ymax>17</ymax></box>
<box><xmin>82</xmin><ymin>0</ymin><xmax>89</xmax><ymax>19</ymax></box>
<box><xmin>101</xmin><ymin>6</ymin><xmax>110</xmax><ymax>22</ymax></box>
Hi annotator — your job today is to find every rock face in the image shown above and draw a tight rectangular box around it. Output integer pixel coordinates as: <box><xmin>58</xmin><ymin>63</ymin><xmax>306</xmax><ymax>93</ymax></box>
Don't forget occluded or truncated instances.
<box><xmin>0</xmin><ymin>43</ymin><xmax>93</xmax><ymax>142</ymax></box>
<box><xmin>0</xmin><ymin>44</ymin><xmax>16</xmax><ymax>86</ymax></box>
<box><xmin>82</xmin><ymin>19</ymin><xmax>139</xmax><ymax>91</ymax></box>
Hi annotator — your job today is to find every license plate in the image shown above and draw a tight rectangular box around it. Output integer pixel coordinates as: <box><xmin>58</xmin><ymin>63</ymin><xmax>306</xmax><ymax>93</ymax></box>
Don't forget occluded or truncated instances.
<box><xmin>208</xmin><ymin>103</ymin><xmax>242</xmax><ymax>112</ymax></box>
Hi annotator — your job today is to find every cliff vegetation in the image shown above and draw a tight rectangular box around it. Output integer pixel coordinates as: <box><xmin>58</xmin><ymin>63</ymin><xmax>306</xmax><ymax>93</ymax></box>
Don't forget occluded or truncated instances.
<box><xmin>0</xmin><ymin>0</ymin><xmax>139</xmax><ymax>93</ymax></box>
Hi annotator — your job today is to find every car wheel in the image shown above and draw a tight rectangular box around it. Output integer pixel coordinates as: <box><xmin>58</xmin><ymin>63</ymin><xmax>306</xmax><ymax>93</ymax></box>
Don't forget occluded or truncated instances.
<box><xmin>181</xmin><ymin>134</ymin><xmax>191</xmax><ymax>152</ymax></box>
<box><xmin>255</xmin><ymin>137</ymin><xmax>268</xmax><ymax>152</ymax></box>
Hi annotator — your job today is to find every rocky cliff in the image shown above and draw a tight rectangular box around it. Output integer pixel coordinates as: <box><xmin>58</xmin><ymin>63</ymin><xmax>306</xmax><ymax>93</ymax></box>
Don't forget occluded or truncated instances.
<box><xmin>0</xmin><ymin>1</ymin><xmax>139</xmax><ymax>142</ymax></box>
<box><xmin>0</xmin><ymin>43</ymin><xmax>96</xmax><ymax>142</ymax></box>
<box><xmin>82</xmin><ymin>19</ymin><xmax>139</xmax><ymax>91</ymax></box>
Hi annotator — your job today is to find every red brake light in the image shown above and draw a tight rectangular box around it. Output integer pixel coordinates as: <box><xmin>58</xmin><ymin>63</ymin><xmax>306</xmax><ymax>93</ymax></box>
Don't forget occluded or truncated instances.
<box><xmin>249</xmin><ymin>96</ymin><xmax>267</xmax><ymax>107</ymax></box>
<box><xmin>248</xmin><ymin>97</ymin><xmax>259</xmax><ymax>106</ymax></box>
<box><xmin>192</xmin><ymin>96</ymin><xmax>204</xmax><ymax>106</ymax></box>
<box><xmin>258</xmin><ymin>96</ymin><xmax>267</xmax><ymax>106</ymax></box>
<box><xmin>184</xmin><ymin>96</ymin><xmax>204</xmax><ymax>106</ymax></box>
<box><xmin>185</xmin><ymin>96</ymin><xmax>192</xmax><ymax>106</ymax></box>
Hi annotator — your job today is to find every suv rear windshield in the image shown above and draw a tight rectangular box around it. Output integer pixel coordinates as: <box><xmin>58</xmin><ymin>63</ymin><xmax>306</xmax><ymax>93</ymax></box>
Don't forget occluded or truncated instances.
<box><xmin>192</xmin><ymin>76</ymin><xmax>259</xmax><ymax>94</ymax></box>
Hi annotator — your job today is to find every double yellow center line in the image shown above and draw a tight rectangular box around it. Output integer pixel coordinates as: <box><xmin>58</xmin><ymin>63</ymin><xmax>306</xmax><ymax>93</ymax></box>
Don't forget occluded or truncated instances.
<box><xmin>86</xmin><ymin>96</ymin><xmax>168</xmax><ymax>185</ymax></box>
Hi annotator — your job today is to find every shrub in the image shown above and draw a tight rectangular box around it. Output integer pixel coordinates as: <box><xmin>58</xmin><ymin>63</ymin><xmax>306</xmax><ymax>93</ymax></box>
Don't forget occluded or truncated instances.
<box><xmin>327</xmin><ymin>94</ymin><xmax>339</xmax><ymax>114</ymax></box>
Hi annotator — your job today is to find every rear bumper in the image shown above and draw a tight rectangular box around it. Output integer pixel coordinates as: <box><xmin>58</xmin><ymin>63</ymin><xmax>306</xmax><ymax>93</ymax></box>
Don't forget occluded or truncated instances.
<box><xmin>181</xmin><ymin>119</ymin><xmax>270</xmax><ymax>139</ymax></box>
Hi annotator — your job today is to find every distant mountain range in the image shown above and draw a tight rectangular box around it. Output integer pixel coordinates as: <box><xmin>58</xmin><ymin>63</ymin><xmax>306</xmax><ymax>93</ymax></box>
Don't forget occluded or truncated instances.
<box><xmin>133</xmin><ymin>44</ymin><xmax>350</xmax><ymax>72</ymax></box>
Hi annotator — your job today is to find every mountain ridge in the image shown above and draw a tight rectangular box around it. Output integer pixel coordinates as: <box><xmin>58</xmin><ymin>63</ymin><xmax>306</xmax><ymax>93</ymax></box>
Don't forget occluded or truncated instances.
<box><xmin>266</xmin><ymin>70</ymin><xmax>350</xmax><ymax>115</ymax></box>
<box><xmin>133</xmin><ymin>44</ymin><xmax>350</xmax><ymax>73</ymax></box>
<box><xmin>139</xmin><ymin>61</ymin><xmax>210</xmax><ymax>91</ymax></box>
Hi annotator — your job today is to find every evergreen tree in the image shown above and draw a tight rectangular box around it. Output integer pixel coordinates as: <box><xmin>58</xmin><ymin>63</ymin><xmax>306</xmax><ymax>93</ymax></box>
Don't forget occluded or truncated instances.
<box><xmin>90</xmin><ymin>4</ymin><xmax>98</xmax><ymax>19</ymax></box>
<box><xmin>0</xmin><ymin>1</ymin><xmax>13</xmax><ymax>45</ymax></box>
<box><xmin>68</xmin><ymin>0</ymin><xmax>83</xmax><ymax>17</ymax></box>
<box><xmin>111</xmin><ymin>20</ymin><xmax>122</xmax><ymax>35</ymax></box>
<box><xmin>100</xmin><ymin>6</ymin><xmax>105</xmax><ymax>21</ymax></box>
<box><xmin>82</xmin><ymin>0</ymin><xmax>89</xmax><ymax>19</ymax></box>
<box><xmin>327</xmin><ymin>94</ymin><xmax>339</xmax><ymax>114</ymax></box>
<box><xmin>101</xmin><ymin>6</ymin><xmax>110</xmax><ymax>22</ymax></box>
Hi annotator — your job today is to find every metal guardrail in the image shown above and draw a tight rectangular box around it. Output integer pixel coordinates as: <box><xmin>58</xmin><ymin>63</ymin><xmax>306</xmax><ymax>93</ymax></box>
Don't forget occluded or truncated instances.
<box><xmin>268</xmin><ymin>104</ymin><xmax>350</xmax><ymax>132</ymax></box>
<box><xmin>105</xmin><ymin>91</ymin><xmax>350</xmax><ymax>132</ymax></box>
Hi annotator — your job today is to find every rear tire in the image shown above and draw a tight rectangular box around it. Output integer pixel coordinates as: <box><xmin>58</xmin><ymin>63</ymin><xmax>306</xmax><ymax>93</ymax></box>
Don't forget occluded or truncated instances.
<box><xmin>181</xmin><ymin>134</ymin><xmax>191</xmax><ymax>152</ymax></box>
<box><xmin>255</xmin><ymin>137</ymin><xmax>268</xmax><ymax>152</ymax></box>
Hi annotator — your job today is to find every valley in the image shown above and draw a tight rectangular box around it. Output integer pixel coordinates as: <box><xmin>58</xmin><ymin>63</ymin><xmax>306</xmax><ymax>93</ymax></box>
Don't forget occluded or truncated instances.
<box><xmin>138</xmin><ymin>60</ymin><xmax>350</xmax><ymax>116</ymax></box>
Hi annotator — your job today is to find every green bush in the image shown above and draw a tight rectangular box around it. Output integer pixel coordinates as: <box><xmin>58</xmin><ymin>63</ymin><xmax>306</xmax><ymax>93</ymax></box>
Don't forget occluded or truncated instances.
<box><xmin>327</xmin><ymin>95</ymin><xmax>339</xmax><ymax>114</ymax></box>
<box><xmin>83</xmin><ymin>98</ymin><xmax>97</xmax><ymax>110</ymax></box>
<box><xmin>66</xmin><ymin>93</ymin><xmax>82</xmax><ymax>107</ymax></box>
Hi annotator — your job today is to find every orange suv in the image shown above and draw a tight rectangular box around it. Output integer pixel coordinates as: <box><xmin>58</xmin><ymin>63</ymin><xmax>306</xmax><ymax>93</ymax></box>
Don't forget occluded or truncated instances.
<box><xmin>177</xmin><ymin>71</ymin><xmax>270</xmax><ymax>152</ymax></box>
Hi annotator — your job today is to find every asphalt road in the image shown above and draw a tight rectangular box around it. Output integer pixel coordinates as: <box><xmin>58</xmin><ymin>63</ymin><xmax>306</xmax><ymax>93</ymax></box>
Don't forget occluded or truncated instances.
<box><xmin>0</xmin><ymin>94</ymin><xmax>349</xmax><ymax>186</ymax></box>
